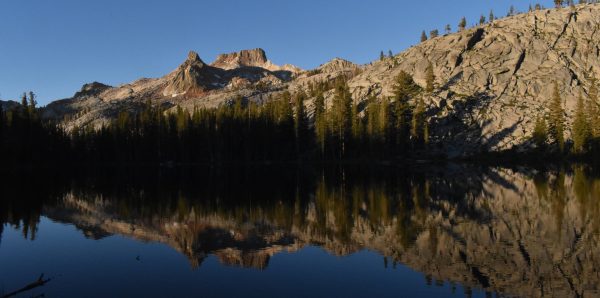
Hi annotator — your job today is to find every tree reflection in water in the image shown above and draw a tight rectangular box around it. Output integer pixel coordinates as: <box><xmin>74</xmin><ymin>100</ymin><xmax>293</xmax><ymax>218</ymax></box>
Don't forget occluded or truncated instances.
<box><xmin>2</xmin><ymin>164</ymin><xmax>600</xmax><ymax>297</ymax></box>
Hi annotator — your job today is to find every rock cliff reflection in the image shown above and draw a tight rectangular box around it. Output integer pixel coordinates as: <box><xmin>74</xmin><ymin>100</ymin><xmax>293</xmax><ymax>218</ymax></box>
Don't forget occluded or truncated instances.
<box><xmin>2</xmin><ymin>165</ymin><xmax>600</xmax><ymax>297</ymax></box>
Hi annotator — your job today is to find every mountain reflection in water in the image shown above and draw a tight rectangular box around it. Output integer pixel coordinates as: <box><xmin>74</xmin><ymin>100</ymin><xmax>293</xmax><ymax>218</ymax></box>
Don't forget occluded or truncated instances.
<box><xmin>1</xmin><ymin>165</ymin><xmax>600</xmax><ymax>298</ymax></box>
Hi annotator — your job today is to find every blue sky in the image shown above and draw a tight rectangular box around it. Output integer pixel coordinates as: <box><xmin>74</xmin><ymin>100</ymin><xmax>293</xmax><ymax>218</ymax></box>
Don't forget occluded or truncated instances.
<box><xmin>0</xmin><ymin>0</ymin><xmax>554</xmax><ymax>105</ymax></box>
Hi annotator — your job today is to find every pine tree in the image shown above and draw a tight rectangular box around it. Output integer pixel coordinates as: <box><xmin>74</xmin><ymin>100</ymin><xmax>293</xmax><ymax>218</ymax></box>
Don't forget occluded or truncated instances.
<box><xmin>277</xmin><ymin>91</ymin><xmax>293</xmax><ymax>125</ymax></box>
<box><xmin>330</xmin><ymin>78</ymin><xmax>353</xmax><ymax>158</ymax></box>
<box><xmin>20</xmin><ymin>92</ymin><xmax>27</xmax><ymax>107</ymax></box>
<box><xmin>392</xmin><ymin>71</ymin><xmax>422</xmax><ymax>102</ymax></box>
<box><xmin>20</xmin><ymin>93</ymin><xmax>28</xmax><ymax>120</ymax></box>
<box><xmin>351</xmin><ymin>98</ymin><xmax>361</xmax><ymax>141</ymax></box>
<box><xmin>379</xmin><ymin>97</ymin><xmax>390</xmax><ymax>143</ymax></box>
<box><xmin>587</xmin><ymin>78</ymin><xmax>600</xmax><ymax>138</ymax></box>
<box><xmin>425</xmin><ymin>61</ymin><xmax>435</xmax><ymax>93</ymax></box>
<box><xmin>293</xmin><ymin>91</ymin><xmax>308</xmax><ymax>155</ymax></box>
<box><xmin>314</xmin><ymin>94</ymin><xmax>327</xmax><ymax>157</ymax></box>
<box><xmin>411</xmin><ymin>96</ymin><xmax>427</xmax><ymax>148</ymax></box>
<box><xmin>420</xmin><ymin>31</ymin><xmax>428</xmax><ymax>42</ymax></box>
<box><xmin>391</xmin><ymin>71</ymin><xmax>421</xmax><ymax>150</ymax></box>
<box><xmin>458</xmin><ymin>17</ymin><xmax>467</xmax><ymax>31</ymax></box>
<box><xmin>380</xmin><ymin>51</ymin><xmax>385</xmax><ymax>61</ymax></box>
<box><xmin>507</xmin><ymin>5</ymin><xmax>516</xmax><ymax>17</ymax></box>
<box><xmin>366</xmin><ymin>96</ymin><xmax>381</xmax><ymax>143</ymax></box>
<box><xmin>489</xmin><ymin>10</ymin><xmax>495</xmax><ymax>23</ymax></box>
<box><xmin>388</xmin><ymin>50</ymin><xmax>393</xmax><ymax>58</ymax></box>
<box><xmin>555</xmin><ymin>0</ymin><xmax>564</xmax><ymax>8</ymax></box>
<box><xmin>27</xmin><ymin>91</ymin><xmax>37</xmax><ymax>120</ymax></box>
<box><xmin>532</xmin><ymin>116</ymin><xmax>548</xmax><ymax>149</ymax></box>
<box><xmin>429</xmin><ymin>30</ymin><xmax>439</xmax><ymax>39</ymax></box>
<box><xmin>572</xmin><ymin>91</ymin><xmax>591</xmax><ymax>153</ymax></box>
<box><xmin>0</xmin><ymin>104</ymin><xmax>4</xmax><ymax>141</ymax></box>
<box><xmin>445</xmin><ymin>24</ymin><xmax>452</xmax><ymax>34</ymax></box>
<box><xmin>548</xmin><ymin>82</ymin><xmax>565</xmax><ymax>151</ymax></box>
<box><xmin>479</xmin><ymin>15</ymin><xmax>486</xmax><ymax>25</ymax></box>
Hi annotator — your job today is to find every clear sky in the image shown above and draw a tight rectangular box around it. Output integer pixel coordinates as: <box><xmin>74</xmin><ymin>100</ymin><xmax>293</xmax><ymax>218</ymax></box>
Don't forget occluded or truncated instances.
<box><xmin>0</xmin><ymin>0</ymin><xmax>554</xmax><ymax>105</ymax></box>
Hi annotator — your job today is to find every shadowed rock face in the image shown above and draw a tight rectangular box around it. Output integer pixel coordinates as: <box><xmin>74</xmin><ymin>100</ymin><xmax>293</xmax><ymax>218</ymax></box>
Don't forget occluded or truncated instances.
<box><xmin>74</xmin><ymin>82</ymin><xmax>111</xmax><ymax>98</ymax></box>
<box><xmin>0</xmin><ymin>100</ymin><xmax>20</xmax><ymax>111</ymax></box>
<box><xmin>41</xmin><ymin>4</ymin><xmax>600</xmax><ymax>154</ymax></box>
<box><xmin>162</xmin><ymin>51</ymin><xmax>220</xmax><ymax>97</ymax></box>
<box><xmin>31</xmin><ymin>166</ymin><xmax>600</xmax><ymax>297</ymax></box>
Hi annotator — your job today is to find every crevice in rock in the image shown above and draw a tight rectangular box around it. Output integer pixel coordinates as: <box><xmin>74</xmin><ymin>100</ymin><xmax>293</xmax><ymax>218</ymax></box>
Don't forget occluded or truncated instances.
<box><xmin>470</xmin><ymin>266</ymin><xmax>491</xmax><ymax>288</ymax></box>
<box><xmin>455</xmin><ymin>28</ymin><xmax>485</xmax><ymax>68</ymax></box>
<box><xmin>518</xmin><ymin>241</ymin><xmax>531</xmax><ymax>267</ymax></box>
<box><xmin>466</xmin><ymin>28</ymin><xmax>486</xmax><ymax>51</ymax></box>
<box><xmin>552</xmin><ymin>12</ymin><xmax>576</xmax><ymax>49</ymax></box>
<box><xmin>556</xmin><ymin>264</ymin><xmax>580</xmax><ymax>297</ymax></box>
<box><xmin>455</xmin><ymin>53</ymin><xmax>464</xmax><ymax>67</ymax></box>
<box><xmin>513</xmin><ymin>50</ymin><xmax>527</xmax><ymax>75</ymax></box>
<box><xmin>569</xmin><ymin>69</ymin><xmax>580</xmax><ymax>86</ymax></box>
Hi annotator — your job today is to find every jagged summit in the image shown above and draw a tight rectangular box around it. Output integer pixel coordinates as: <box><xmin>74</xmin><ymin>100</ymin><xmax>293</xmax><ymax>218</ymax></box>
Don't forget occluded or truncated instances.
<box><xmin>211</xmin><ymin>48</ymin><xmax>302</xmax><ymax>73</ymax></box>
<box><xmin>162</xmin><ymin>50</ymin><xmax>217</xmax><ymax>97</ymax></box>
<box><xmin>211</xmin><ymin>48</ymin><xmax>268</xmax><ymax>70</ymax></box>
<box><xmin>186</xmin><ymin>50</ymin><xmax>204</xmax><ymax>64</ymax></box>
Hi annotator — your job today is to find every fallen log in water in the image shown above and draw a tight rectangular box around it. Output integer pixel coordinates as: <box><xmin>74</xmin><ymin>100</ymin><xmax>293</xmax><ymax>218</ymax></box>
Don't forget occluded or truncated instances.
<box><xmin>1</xmin><ymin>274</ymin><xmax>51</xmax><ymax>298</ymax></box>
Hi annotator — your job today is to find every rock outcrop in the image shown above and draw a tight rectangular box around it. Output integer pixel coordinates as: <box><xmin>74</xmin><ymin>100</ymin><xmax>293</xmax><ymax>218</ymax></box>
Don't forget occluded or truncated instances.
<box><xmin>162</xmin><ymin>51</ymin><xmax>221</xmax><ymax>97</ymax></box>
<box><xmin>317</xmin><ymin>58</ymin><xmax>359</xmax><ymax>74</ymax></box>
<box><xmin>211</xmin><ymin>48</ymin><xmax>302</xmax><ymax>74</ymax></box>
<box><xmin>346</xmin><ymin>4</ymin><xmax>600</xmax><ymax>154</ymax></box>
<box><xmin>74</xmin><ymin>82</ymin><xmax>111</xmax><ymax>98</ymax></box>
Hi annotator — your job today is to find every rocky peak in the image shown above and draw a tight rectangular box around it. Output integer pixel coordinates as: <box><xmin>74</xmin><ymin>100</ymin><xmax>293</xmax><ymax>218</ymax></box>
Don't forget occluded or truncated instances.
<box><xmin>162</xmin><ymin>51</ymin><xmax>217</xmax><ymax>97</ymax></box>
<box><xmin>185</xmin><ymin>51</ymin><xmax>205</xmax><ymax>66</ymax></box>
<box><xmin>211</xmin><ymin>48</ymin><xmax>301</xmax><ymax>74</ymax></box>
<box><xmin>211</xmin><ymin>48</ymin><xmax>268</xmax><ymax>70</ymax></box>
<box><xmin>74</xmin><ymin>82</ymin><xmax>111</xmax><ymax>98</ymax></box>
<box><xmin>317</xmin><ymin>58</ymin><xmax>358</xmax><ymax>73</ymax></box>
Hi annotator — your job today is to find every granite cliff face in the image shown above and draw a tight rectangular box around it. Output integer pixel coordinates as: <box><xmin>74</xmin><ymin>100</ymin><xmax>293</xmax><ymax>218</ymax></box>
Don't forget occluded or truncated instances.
<box><xmin>347</xmin><ymin>4</ymin><xmax>600</xmax><ymax>154</ymax></box>
<box><xmin>41</xmin><ymin>4</ymin><xmax>600</xmax><ymax>154</ymax></box>
<box><xmin>211</xmin><ymin>48</ymin><xmax>302</xmax><ymax>74</ymax></box>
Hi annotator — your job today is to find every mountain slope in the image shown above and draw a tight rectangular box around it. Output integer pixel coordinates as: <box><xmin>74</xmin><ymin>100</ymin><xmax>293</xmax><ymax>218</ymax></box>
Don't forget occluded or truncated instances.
<box><xmin>347</xmin><ymin>4</ymin><xmax>600</xmax><ymax>154</ymax></box>
<box><xmin>41</xmin><ymin>4</ymin><xmax>600</xmax><ymax>155</ymax></box>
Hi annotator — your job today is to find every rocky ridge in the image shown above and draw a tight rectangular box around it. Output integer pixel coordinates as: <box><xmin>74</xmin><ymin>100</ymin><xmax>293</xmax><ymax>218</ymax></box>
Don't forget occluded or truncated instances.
<box><xmin>40</xmin><ymin>4</ymin><xmax>600</xmax><ymax>155</ymax></box>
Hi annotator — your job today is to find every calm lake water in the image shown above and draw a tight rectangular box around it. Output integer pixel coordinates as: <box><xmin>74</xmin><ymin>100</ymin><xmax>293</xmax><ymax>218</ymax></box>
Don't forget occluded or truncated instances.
<box><xmin>1</xmin><ymin>165</ymin><xmax>599</xmax><ymax>297</ymax></box>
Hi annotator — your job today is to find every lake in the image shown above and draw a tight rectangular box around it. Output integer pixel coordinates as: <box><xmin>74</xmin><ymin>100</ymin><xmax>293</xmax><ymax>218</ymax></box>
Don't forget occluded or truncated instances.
<box><xmin>1</xmin><ymin>164</ymin><xmax>598</xmax><ymax>297</ymax></box>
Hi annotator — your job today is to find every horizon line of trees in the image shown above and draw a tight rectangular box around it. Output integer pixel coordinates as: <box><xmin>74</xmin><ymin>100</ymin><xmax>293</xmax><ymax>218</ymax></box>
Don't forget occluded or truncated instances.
<box><xmin>0</xmin><ymin>73</ymin><xmax>434</xmax><ymax>165</ymax></box>
<box><xmin>3</xmin><ymin>69</ymin><xmax>600</xmax><ymax>166</ymax></box>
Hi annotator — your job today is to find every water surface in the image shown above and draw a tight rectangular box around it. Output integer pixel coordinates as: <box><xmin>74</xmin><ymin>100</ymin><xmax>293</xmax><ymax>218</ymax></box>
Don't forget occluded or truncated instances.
<box><xmin>1</xmin><ymin>165</ymin><xmax>598</xmax><ymax>297</ymax></box>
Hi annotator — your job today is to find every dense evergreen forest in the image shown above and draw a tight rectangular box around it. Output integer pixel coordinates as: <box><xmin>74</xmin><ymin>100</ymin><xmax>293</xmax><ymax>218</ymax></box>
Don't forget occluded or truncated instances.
<box><xmin>0</xmin><ymin>74</ymin><xmax>432</xmax><ymax>166</ymax></box>
<box><xmin>2</xmin><ymin>73</ymin><xmax>600</xmax><ymax>167</ymax></box>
